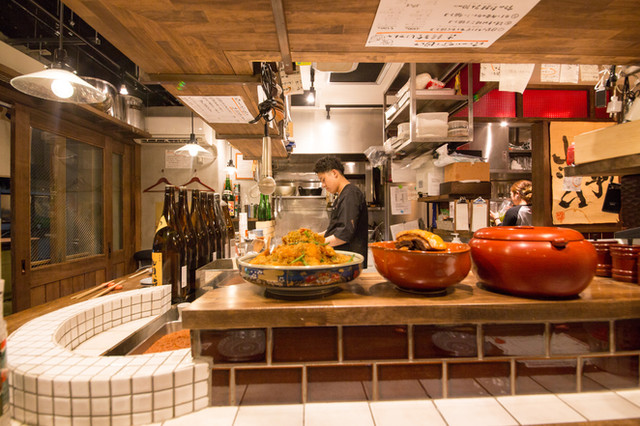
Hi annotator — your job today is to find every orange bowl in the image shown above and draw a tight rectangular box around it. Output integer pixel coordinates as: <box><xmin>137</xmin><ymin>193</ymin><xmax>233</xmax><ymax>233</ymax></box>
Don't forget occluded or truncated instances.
<box><xmin>369</xmin><ymin>241</ymin><xmax>471</xmax><ymax>294</ymax></box>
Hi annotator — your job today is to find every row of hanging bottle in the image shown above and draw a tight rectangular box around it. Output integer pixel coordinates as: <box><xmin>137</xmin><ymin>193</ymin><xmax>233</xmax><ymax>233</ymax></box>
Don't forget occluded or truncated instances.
<box><xmin>152</xmin><ymin>185</ymin><xmax>235</xmax><ymax>304</ymax></box>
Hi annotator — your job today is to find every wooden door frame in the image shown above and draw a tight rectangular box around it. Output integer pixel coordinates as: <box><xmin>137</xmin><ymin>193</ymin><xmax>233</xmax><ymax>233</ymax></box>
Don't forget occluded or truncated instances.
<box><xmin>6</xmin><ymin>93</ymin><xmax>139</xmax><ymax>312</ymax></box>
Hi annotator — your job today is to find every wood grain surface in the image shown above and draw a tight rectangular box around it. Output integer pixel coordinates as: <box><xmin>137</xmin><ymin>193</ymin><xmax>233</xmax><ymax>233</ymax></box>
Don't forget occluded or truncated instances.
<box><xmin>60</xmin><ymin>0</ymin><xmax>640</xmax><ymax>153</ymax></box>
<box><xmin>182</xmin><ymin>271</ymin><xmax>640</xmax><ymax>330</ymax></box>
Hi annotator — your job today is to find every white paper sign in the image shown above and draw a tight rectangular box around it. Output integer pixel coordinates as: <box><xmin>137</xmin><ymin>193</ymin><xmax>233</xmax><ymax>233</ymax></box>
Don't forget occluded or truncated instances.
<box><xmin>390</xmin><ymin>185</ymin><xmax>412</xmax><ymax>215</ymax></box>
<box><xmin>455</xmin><ymin>201</ymin><xmax>470</xmax><ymax>231</ymax></box>
<box><xmin>540</xmin><ymin>64</ymin><xmax>561</xmax><ymax>82</ymax></box>
<box><xmin>366</xmin><ymin>0</ymin><xmax>541</xmax><ymax>49</ymax></box>
<box><xmin>499</xmin><ymin>63</ymin><xmax>535</xmax><ymax>93</ymax></box>
<box><xmin>580</xmin><ymin>65</ymin><xmax>600</xmax><ymax>82</ymax></box>
<box><xmin>471</xmin><ymin>200</ymin><xmax>488</xmax><ymax>232</ymax></box>
<box><xmin>480</xmin><ymin>64</ymin><xmax>501</xmax><ymax>81</ymax></box>
<box><xmin>179</xmin><ymin>96</ymin><xmax>254</xmax><ymax>123</ymax></box>
<box><xmin>560</xmin><ymin>64</ymin><xmax>580</xmax><ymax>84</ymax></box>
<box><xmin>165</xmin><ymin>150</ymin><xmax>192</xmax><ymax>169</ymax></box>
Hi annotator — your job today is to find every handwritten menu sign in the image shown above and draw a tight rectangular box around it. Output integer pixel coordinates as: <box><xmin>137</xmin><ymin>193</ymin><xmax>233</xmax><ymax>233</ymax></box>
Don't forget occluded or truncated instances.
<box><xmin>179</xmin><ymin>96</ymin><xmax>254</xmax><ymax>123</ymax></box>
<box><xmin>366</xmin><ymin>0</ymin><xmax>541</xmax><ymax>49</ymax></box>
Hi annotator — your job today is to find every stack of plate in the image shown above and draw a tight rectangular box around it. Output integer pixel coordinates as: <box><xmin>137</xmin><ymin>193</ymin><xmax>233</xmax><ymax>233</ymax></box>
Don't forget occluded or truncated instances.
<box><xmin>448</xmin><ymin>120</ymin><xmax>469</xmax><ymax>137</ymax></box>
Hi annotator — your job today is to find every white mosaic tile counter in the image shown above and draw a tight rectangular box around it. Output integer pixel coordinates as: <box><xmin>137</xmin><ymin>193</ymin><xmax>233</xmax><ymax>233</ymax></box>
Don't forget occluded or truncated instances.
<box><xmin>7</xmin><ymin>286</ymin><xmax>211</xmax><ymax>425</ymax></box>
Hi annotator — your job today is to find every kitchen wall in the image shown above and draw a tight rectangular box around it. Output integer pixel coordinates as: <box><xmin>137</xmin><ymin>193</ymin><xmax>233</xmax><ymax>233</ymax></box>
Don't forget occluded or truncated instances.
<box><xmin>139</xmin><ymin>129</ymin><xmax>226</xmax><ymax>249</ymax></box>
<box><xmin>290</xmin><ymin>108</ymin><xmax>383</xmax><ymax>153</ymax></box>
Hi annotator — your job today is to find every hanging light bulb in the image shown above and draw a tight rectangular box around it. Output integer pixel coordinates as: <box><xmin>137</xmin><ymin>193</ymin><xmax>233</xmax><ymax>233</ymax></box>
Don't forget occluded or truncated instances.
<box><xmin>175</xmin><ymin>112</ymin><xmax>209</xmax><ymax>157</ymax></box>
<box><xmin>9</xmin><ymin>3</ymin><xmax>106</xmax><ymax>104</ymax></box>
<box><xmin>119</xmin><ymin>83</ymin><xmax>129</xmax><ymax>95</ymax></box>
<box><xmin>225</xmin><ymin>143</ymin><xmax>236</xmax><ymax>173</ymax></box>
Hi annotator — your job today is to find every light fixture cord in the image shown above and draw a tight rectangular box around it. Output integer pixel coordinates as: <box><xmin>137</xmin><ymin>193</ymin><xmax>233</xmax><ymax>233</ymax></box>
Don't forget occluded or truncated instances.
<box><xmin>58</xmin><ymin>1</ymin><xmax>63</xmax><ymax>52</ymax></box>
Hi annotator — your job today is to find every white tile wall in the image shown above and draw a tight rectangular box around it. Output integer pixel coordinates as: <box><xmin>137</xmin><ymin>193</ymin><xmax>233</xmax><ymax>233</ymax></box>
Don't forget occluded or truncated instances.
<box><xmin>8</xmin><ymin>286</ymin><xmax>211</xmax><ymax>426</ymax></box>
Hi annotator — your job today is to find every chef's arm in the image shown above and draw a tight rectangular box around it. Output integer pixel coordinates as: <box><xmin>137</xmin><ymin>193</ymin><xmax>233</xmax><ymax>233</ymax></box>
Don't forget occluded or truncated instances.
<box><xmin>324</xmin><ymin>234</ymin><xmax>346</xmax><ymax>247</ymax></box>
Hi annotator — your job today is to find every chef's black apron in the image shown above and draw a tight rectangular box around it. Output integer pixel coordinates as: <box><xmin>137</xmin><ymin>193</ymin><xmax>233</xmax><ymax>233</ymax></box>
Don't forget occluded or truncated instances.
<box><xmin>325</xmin><ymin>183</ymin><xmax>368</xmax><ymax>267</ymax></box>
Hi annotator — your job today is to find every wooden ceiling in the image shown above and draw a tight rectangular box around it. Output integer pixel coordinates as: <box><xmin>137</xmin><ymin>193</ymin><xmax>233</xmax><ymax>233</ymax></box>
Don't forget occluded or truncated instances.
<box><xmin>63</xmin><ymin>0</ymin><xmax>640</xmax><ymax>156</ymax></box>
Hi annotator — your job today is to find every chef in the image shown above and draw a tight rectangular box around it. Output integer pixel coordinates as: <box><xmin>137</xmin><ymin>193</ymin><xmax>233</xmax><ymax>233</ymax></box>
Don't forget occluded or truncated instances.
<box><xmin>314</xmin><ymin>156</ymin><xmax>368</xmax><ymax>267</ymax></box>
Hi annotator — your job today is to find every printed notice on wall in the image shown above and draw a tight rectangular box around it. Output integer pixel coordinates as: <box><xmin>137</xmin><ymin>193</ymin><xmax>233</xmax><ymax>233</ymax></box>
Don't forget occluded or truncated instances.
<box><xmin>165</xmin><ymin>149</ymin><xmax>192</xmax><ymax>169</ymax></box>
<box><xmin>390</xmin><ymin>185</ymin><xmax>412</xmax><ymax>215</ymax></box>
<box><xmin>179</xmin><ymin>96</ymin><xmax>254</xmax><ymax>123</ymax></box>
<box><xmin>366</xmin><ymin>0</ymin><xmax>541</xmax><ymax>49</ymax></box>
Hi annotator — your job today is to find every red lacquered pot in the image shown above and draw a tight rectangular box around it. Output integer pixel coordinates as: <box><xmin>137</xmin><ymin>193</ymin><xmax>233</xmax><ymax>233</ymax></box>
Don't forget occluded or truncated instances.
<box><xmin>610</xmin><ymin>244</ymin><xmax>640</xmax><ymax>283</ymax></box>
<box><xmin>589</xmin><ymin>239</ymin><xmax>618</xmax><ymax>277</ymax></box>
<box><xmin>469</xmin><ymin>226</ymin><xmax>597</xmax><ymax>298</ymax></box>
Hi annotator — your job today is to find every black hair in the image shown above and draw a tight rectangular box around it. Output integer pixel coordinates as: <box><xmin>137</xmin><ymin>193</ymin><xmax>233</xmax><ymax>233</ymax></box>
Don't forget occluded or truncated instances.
<box><xmin>314</xmin><ymin>156</ymin><xmax>344</xmax><ymax>175</ymax></box>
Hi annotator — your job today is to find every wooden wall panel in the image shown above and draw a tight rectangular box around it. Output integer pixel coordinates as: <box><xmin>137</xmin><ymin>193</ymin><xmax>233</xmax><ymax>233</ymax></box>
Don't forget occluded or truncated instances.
<box><xmin>72</xmin><ymin>276</ymin><xmax>85</xmax><ymax>294</ymax></box>
<box><xmin>30</xmin><ymin>286</ymin><xmax>45</xmax><ymax>307</ymax></box>
<box><xmin>60</xmin><ymin>278</ymin><xmax>74</xmax><ymax>297</ymax></box>
<box><xmin>45</xmin><ymin>282</ymin><xmax>60</xmax><ymax>302</ymax></box>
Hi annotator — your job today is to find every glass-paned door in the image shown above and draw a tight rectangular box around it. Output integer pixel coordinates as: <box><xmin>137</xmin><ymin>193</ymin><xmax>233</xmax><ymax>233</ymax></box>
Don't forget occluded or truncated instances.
<box><xmin>112</xmin><ymin>153</ymin><xmax>123</xmax><ymax>251</ymax></box>
<box><xmin>30</xmin><ymin>128</ymin><xmax>103</xmax><ymax>268</ymax></box>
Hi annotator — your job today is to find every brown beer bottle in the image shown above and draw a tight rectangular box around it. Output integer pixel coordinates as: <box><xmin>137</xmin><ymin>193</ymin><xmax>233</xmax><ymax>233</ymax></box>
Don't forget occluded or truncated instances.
<box><xmin>152</xmin><ymin>185</ymin><xmax>187</xmax><ymax>303</ymax></box>
<box><xmin>206</xmin><ymin>192</ymin><xmax>224</xmax><ymax>260</ymax></box>
<box><xmin>217</xmin><ymin>193</ymin><xmax>235</xmax><ymax>258</ymax></box>
<box><xmin>190</xmin><ymin>189</ymin><xmax>210</xmax><ymax>268</ymax></box>
<box><xmin>177</xmin><ymin>187</ymin><xmax>197</xmax><ymax>296</ymax></box>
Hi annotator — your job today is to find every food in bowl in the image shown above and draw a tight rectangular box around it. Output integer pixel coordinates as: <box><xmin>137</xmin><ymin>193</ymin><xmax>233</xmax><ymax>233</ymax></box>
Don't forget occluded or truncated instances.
<box><xmin>395</xmin><ymin>229</ymin><xmax>447</xmax><ymax>251</ymax></box>
<box><xmin>250</xmin><ymin>228</ymin><xmax>353</xmax><ymax>266</ymax></box>
<box><xmin>370</xmin><ymin>240</ymin><xmax>471</xmax><ymax>293</ymax></box>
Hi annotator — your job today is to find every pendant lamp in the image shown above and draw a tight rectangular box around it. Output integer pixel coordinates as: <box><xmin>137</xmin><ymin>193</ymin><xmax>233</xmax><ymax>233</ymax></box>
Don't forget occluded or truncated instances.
<box><xmin>10</xmin><ymin>2</ymin><xmax>106</xmax><ymax>104</ymax></box>
<box><xmin>175</xmin><ymin>112</ymin><xmax>210</xmax><ymax>157</ymax></box>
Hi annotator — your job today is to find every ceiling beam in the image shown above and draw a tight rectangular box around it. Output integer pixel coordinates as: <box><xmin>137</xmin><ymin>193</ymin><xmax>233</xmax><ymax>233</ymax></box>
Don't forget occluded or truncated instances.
<box><xmin>140</xmin><ymin>73</ymin><xmax>261</xmax><ymax>85</ymax></box>
<box><xmin>270</xmin><ymin>0</ymin><xmax>293</xmax><ymax>73</ymax></box>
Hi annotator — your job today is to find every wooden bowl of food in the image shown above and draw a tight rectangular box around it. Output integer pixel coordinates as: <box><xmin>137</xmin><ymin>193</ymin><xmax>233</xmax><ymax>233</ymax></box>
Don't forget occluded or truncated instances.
<box><xmin>369</xmin><ymin>230</ymin><xmax>471</xmax><ymax>295</ymax></box>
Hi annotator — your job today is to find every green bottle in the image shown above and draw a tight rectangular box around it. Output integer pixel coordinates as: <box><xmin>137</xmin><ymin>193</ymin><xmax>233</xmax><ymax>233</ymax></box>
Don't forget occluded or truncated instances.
<box><xmin>223</xmin><ymin>174</ymin><xmax>235</xmax><ymax>218</ymax></box>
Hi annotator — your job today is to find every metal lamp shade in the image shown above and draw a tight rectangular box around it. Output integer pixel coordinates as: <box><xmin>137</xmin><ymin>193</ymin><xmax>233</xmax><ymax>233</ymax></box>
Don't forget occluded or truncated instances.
<box><xmin>11</xmin><ymin>68</ymin><xmax>107</xmax><ymax>104</ymax></box>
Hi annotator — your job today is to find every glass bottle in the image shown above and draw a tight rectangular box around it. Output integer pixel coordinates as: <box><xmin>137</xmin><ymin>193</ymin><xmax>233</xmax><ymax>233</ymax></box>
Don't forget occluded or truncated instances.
<box><xmin>152</xmin><ymin>185</ymin><xmax>187</xmax><ymax>304</ymax></box>
<box><xmin>199</xmin><ymin>191</ymin><xmax>217</xmax><ymax>261</ymax></box>
<box><xmin>177</xmin><ymin>187</ymin><xmax>197</xmax><ymax>297</ymax></box>
<box><xmin>223</xmin><ymin>174</ymin><xmax>235</xmax><ymax>218</ymax></box>
<box><xmin>218</xmin><ymin>194</ymin><xmax>235</xmax><ymax>258</ymax></box>
<box><xmin>257</xmin><ymin>194</ymin><xmax>266</xmax><ymax>221</ymax></box>
<box><xmin>265</xmin><ymin>194</ymin><xmax>272</xmax><ymax>221</ymax></box>
<box><xmin>206</xmin><ymin>192</ymin><xmax>223</xmax><ymax>260</ymax></box>
<box><xmin>190</xmin><ymin>189</ymin><xmax>210</xmax><ymax>268</ymax></box>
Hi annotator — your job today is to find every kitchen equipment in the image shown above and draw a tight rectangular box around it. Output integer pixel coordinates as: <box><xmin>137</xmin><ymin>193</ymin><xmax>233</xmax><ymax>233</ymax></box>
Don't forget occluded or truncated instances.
<box><xmin>369</xmin><ymin>241</ymin><xmax>471</xmax><ymax>295</ymax></box>
<box><xmin>610</xmin><ymin>244</ymin><xmax>640</xmax><ymax>283</ymax></box>
<box><xmin>398</xmin><ymin>122</ymin><xmax>410</xmax><ymax>139</ymax></box>
<box><xmin>470</xmin><ymin>226</ymin><xmax>597</xmax><ymax>298</ymax></box>
<box><xmin>274</xmin><ymin>183</ymin><xmax>296</xmax><ymax>196</ymax></box>
<box><xmin>298</xmin><ymin>186</ymin><xmax>322</xmax><ymax>196</ymax></box>
<box><xmin>589</xmin><ymin>239</ymin><xmax>618</xmax><ymax>277</ymax></box>
<box><xmin>416</xmin><ymin>112</ymin><xmax>448</xmax><ymax>138</ymax></box>
<box><xmin>81</xmin><ymin>77</ymin><xmax>120</xmax><ymax>117</ymax></box>
<box><xmin>237</xmin><ymin>251</ymin><xmax>363</xmax><ymax>299</ymax></box>
<box><xmin>119</xmin><ymin>94</ymin><xmax>145</xmax><ymax>129</ymax></box>
<box><xmin>448</xmin><ymin>120</ymin><xmax>469</xmax><ymax>137</ymax></box>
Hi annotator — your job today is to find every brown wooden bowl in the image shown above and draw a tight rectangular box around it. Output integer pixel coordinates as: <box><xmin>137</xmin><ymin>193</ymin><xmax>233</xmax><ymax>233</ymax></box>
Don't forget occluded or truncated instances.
<box><xmin>369</xmin><ymin>241</ymin><xmax>471</xmax><ymax>294</ymax></box>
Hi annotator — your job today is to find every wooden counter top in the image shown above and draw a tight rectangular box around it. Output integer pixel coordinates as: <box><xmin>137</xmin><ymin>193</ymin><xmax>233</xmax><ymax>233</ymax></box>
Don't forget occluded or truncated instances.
<box><xmin>5</xmin><ymin>269</ymin><xmax>151</xmax><ymax>335</ymax></box>
<box><xmin>182</xmin><ymin>272</ymin><xmax>640</xmax><ymax>330</ymax></box>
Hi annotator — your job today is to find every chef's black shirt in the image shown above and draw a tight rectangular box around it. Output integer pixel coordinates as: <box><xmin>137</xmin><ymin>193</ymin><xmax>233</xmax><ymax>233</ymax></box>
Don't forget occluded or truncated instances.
<box><xmin>325</xmin><ymin>183</ymin><xmax>368</xmax><ymax>267</ymax></box>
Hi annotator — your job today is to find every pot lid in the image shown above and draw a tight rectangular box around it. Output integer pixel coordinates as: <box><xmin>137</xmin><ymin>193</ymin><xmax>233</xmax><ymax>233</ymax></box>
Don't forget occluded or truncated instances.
<box><xmin>472</xmin><ymin>226</ymin><xmax>585</xmax><ymax>242</ymax></box>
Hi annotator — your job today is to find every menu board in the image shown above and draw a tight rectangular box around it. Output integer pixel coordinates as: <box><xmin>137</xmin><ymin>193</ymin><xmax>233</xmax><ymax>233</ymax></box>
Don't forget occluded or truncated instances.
<box><xmin>366</xmin><ymin>0</ymin><xmax>541</xmax><ymax>49</ymax></box>
<box><xmin>179</xmin><ymin>96</ymin><xmax>254</xmax><ymax>123</ymax></box>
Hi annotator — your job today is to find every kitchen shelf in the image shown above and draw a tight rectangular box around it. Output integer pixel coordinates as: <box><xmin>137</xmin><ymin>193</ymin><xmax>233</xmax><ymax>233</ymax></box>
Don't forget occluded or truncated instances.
<box><xmin>491</xmin><ymin>169</ymin><xmax>532</xmax><ymax>175</ymax></box>
<box><xmin>564</xmin><ymin>153</ymin><xmax>640</xmax><ymax>177</ymax></box>
<box><xmin>383</xmin><ymin>63</ymin><xmax>473</xmax><ymax>157</ymax></box>
<box><xmin>508</xmin><ymin>150</ymin><xmax>532</xmax><ymax>156</ymax></box>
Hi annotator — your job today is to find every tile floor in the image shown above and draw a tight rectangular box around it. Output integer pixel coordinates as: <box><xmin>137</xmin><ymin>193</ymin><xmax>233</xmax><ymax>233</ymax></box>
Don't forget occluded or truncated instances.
<box><xmin>110</xmin><ymin>389</ymin><xmax>640</xmax><ymax>426</ymax></box>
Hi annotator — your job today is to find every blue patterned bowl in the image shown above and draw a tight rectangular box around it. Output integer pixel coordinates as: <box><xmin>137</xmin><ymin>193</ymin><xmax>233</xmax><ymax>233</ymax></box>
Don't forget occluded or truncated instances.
<box><xmin>237</xmin><ymin>251</ymin><xmax>364</xmax><ymax>298</ymax></box>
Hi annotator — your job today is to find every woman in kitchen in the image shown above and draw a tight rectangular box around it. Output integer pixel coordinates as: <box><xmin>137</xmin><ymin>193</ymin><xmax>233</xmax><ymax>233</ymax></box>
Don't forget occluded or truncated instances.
<box><xmin>491</xmin><ymin>180</ymin><xmax>533</xmax><ymax>226</ymax></box>
<box><xmin>314</xmin><ymin>156</ymin><xmax>368</xmax><ymax>267</ymax></box>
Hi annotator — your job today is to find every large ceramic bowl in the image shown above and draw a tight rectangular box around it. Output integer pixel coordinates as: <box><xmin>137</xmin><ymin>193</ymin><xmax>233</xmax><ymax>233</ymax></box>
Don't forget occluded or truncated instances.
<box><xmin>369</xmin><ymin>241</ymin><xmax>471</xmax><ymax>294</ymax></box>
<box><xmin>237</xmin><ymin>251</ymin><xmax>364</xmax><ymax>298</ymax></box>
<box><xmin>470</xmin><ymin>226</ymin><xmax>597</xmax><ymax>298</ymax></box>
